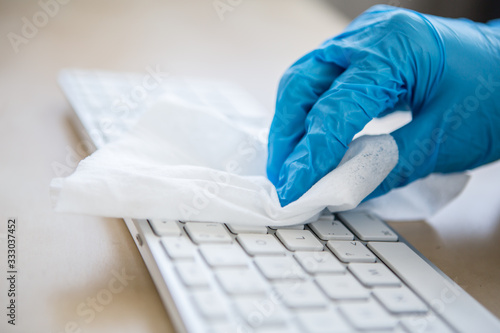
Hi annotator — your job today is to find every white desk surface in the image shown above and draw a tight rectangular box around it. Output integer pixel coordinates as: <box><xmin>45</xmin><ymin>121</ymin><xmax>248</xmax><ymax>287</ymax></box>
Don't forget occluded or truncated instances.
<box><xmin>0</xmin><ymin>1</ymin><xmax>498</xmax><ymax>332</ymax></box>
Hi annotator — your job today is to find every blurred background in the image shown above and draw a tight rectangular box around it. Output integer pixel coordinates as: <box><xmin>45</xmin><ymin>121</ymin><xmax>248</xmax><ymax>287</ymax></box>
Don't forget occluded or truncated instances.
<box><xmin>332</xmin><ymin>0</ymin><xmax>500</xmax><ymax>22</ymax></box>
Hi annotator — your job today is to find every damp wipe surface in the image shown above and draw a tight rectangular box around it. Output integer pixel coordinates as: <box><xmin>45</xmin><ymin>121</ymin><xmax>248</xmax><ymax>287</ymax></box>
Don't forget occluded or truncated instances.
<box><xmin>50</xmin><ymin>97</ymin><xmax>462</xmax><ymax>226</ymax></box>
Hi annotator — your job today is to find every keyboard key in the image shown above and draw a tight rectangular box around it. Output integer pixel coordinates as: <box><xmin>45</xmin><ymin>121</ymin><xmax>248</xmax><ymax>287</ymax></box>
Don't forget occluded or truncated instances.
<box><xmin>161</xmin><ymin>237</ymin><xmax>195</xmax><ymax>260</ymax></box>
<box><xmin>401</xmin><ymin>314</ymin><xmax>454</xmax><ymax>333</ymax></box>
<box><xmin>175</xmin><ymin>262</ymin><xmax>210</xmax><ymax>288</ymax></box>
<box><xmin>340</xmin><ymin>299</ymin><xmax>398</xmax><ymax>330</ymax></box>
<box><xmin>273</xmin><ymin>280</ymin><xmax>328</xmax><ymax>308</ymax></box>
<box><xmin>269</xmin><ymin>225</ymin><xmax>304</xmax><ymax>230</ymax></box>
<box><xmin>199</xmin><ymin>243</ymin><xmax>248</xmax><ymax>267</ymax></box>
<box><xmin>191</xmin><ymin>290</ymin><xmax>227</xmax><ymax>320</ymax></box>
<box><xmin>254</xmin><ymin>256</ymin><xmax>306</xmax><ymax>280</ymax></box>
<box><xmin>315</xmin><ymin>274</ymin><xmax>370</xmax><ymax>300</ymax></box>
<box><xmin>148</xmin><ymin>219</ymin><xmax>181</xmax><ymax>236</ymax></box>
<box><xmin>226</xmin><ymin>224</ymin><xmax>268</xmax><ymax>234</ymax></box>
<box><xmin>234</xmin><ymin>296</ymin><xmax>287</xmax><ymax>327</ymax></box>
<box><xmin>338</xmin><ymin>211</ymin><xmax>397</xmax><ymax>241</ymax></box>
<box><xmin>275</xmin><ymin>229</ymin><xmax>323</xmax><ymax>251</ymax></box>
<box><xmin>185</xmin><ymin>222</ymin><xmax>232</xmax><ymax>244</ymax></box>
<box><xmin>327</xmin><ymin>240</ymin><xmax>376</xmax><ymax>263</ymax></box>
<box><xmin>373</xmin><ymin>287</ymin><xmax>428</xmax><ymax>314</ymax></box>
<box><xmin>296</xmin><ymin>308</ymin><xmax>352</xmax><ymax>333</ymax></box>
<box><xmin>294</xmin><ymin>251</ymin><xmax>346</xmax><ymax>274</ymax></box>
<box><xmin>349</xmin><ymin>263</ymin><xmax>401</xmax><ymax>287</ymax></box>
<box><xmin>215</xmin><ymin>268</ymin><xmax>267</xmax><ymax>295</ymax></box>
<box><xmin>309</xmin><ymin>218</ymin><xmax>354</xmax><ymax>241</ymax></box>
<box><xmin>237</xmin><ymin>234</ymin><xmax>286</xmax><ymax>256</ymax></box>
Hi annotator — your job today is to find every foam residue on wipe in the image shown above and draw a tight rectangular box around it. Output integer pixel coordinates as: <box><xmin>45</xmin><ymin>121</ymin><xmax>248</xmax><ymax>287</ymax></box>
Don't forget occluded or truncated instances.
<box><xmin>254</xmin><ymin>135</ymin><xmax>399</xmax><ymax>220</ymax></box>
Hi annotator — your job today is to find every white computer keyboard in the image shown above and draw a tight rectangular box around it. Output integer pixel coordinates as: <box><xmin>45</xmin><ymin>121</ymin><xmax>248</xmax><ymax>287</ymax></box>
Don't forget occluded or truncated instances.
<box><xmin>141</xmin><ymin>214</ymin><xmax>452</xmax><ymax>333</ymax></box>
<box><xmin>58</xmin><ymin>69</ymin><xmax>500</xmax><ymax>333</ymax></box>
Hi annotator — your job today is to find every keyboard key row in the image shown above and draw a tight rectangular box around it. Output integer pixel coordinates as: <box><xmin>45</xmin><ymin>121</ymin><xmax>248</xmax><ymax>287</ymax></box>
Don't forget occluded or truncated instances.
<box><xmin>182</xmin><ymin>212</ymin><xmax>393</xmax><ymax>245</ymax></box>
<box><xmin>155</xmin><ymin>216</ymin><xmax>446</xmax><ymax>332</ymax></box>
<box><xmin>193</xmin><ymin>281</ymin><xmax>426</xmax><ymax>329</ymax></box>
<box><xmin>162</xmin><ymin>234</ymin><xmax>380</xmax><ymax>270</ymax></box>
<box><xmin>175</xmin><ymin>253</ymin><xmax>425</xmax><ymax>314</ymax></box>
<box><xmin>161</xmin><ymin>219</ymin><xmax>390</xmax><ymax>264</ymax></box>
<box><xmin>180</xmin><ymin>260</ymin><xmax>430</xmax><ymax>331</ymax></box>
<box><xmin>155</xmin><ymin>212</ymin><xmax>397</xmax><ymax>246</ymax></box>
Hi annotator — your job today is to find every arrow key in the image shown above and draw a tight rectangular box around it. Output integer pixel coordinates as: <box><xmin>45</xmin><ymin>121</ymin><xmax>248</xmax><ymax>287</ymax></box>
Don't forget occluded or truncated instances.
<box><xmin>327</xmin><ymin>241</ymin><xmax>376</xmax><ymax>263</ymax></box>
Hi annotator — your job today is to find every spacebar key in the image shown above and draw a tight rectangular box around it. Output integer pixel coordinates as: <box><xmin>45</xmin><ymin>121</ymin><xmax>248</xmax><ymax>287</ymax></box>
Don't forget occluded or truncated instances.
<box><xmin>368</xmin><ymin>242</ymin><xmax>500</xmax><ymax>333</ymax></box>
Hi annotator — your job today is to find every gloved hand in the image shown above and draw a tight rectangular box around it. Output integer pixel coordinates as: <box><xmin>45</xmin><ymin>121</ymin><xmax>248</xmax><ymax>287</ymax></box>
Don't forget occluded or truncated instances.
<box><xmin>267</xmin><ymin>5</ymin><xmax>500</xmax><ymax>206</ymax></box>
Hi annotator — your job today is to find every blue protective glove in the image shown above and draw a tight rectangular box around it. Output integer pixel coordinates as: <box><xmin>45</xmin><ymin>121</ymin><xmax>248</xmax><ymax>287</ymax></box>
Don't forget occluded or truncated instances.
<box><xmin>267</xmin><ymin>5</ymin><xmax>500</xmax><ymax>206</ymax></box>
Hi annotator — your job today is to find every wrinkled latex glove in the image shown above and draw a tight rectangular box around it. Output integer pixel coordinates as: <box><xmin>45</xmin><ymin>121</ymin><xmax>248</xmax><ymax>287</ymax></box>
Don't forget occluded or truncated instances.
<box><xmin>267</xmin><ymin>5</ymin><xmax>500</xmax><ymax>206</ymax></box>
